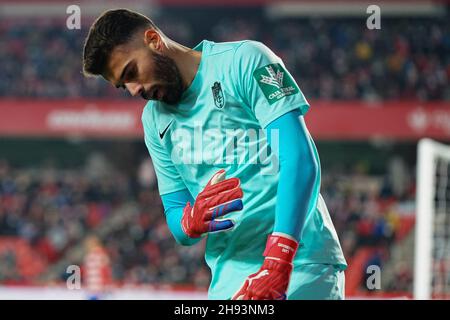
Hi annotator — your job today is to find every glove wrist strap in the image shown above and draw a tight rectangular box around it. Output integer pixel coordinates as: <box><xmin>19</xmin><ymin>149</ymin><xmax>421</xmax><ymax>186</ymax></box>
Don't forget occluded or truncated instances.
<box><xmin>263</xmin><ymin>234</ymin><xmax>299</xmax><ymax>263</ymax></box>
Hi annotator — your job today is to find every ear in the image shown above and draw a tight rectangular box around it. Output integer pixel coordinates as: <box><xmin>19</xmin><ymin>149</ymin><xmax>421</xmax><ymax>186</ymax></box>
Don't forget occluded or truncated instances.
<box><xmin>144</xmin><ymin>29</ymin><xmax>162</xmax><ymax>52</ymax></box>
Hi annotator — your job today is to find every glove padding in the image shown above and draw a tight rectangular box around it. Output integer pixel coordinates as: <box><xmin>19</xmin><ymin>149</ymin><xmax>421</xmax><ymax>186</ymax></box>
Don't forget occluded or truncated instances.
<box><xmin>232</xmin><ymin>233</ymin><xmax>299</xmax><ymax>300</ymax></box>
<box><xmin>181</xmin><ymin>169</ymin><xmax>243</xmax><ymax>238</ymax></box>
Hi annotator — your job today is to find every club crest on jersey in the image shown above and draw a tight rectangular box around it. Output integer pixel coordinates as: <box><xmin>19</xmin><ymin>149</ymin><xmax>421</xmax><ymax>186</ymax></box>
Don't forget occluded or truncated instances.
<box><xmin>253</xmin><ymin>63</ymin><xmax>300</xmax><ymax>105</ymax></box>
<box><xmin>211</xmin><ymin>81</ymin><xmax>225</xmax><ymax>109</ymax></box>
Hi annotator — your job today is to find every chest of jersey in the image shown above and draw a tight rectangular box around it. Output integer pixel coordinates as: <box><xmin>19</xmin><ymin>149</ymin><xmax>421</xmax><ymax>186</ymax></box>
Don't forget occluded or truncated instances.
<box><xmin>157</xmin><ymin>78</ymin><xmax>275</xmax><ymax>180</ymax></box>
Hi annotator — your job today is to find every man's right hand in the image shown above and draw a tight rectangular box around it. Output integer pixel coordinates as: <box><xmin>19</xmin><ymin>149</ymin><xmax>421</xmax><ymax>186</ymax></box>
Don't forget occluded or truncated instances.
<box><xmin>181</xmin><ymin>169</ymin><xmax>243</xmax><ymax>238</ymax></box>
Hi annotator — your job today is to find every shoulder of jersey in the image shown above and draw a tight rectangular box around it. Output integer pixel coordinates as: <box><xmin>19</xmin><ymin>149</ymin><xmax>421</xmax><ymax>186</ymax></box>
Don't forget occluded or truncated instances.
<box><xmin>207</xmin><ymin>40</ymin><xmax>253</xmax><ymax>57</ymax></box>
<box><xmin>143</xmin><ymin>100</ymin><xmax>172</xmax><ymax>120</ymax></box>
<box><xmin>142</xmin><ymin>100</ymin><xmax>160</xmax><ymax>126</ymax></box>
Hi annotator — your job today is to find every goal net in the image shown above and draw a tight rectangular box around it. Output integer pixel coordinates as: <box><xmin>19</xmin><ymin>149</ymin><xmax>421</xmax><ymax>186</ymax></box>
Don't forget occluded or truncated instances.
<box><xmin>414</xmin><ymin>138</ymin><xmax>450</xmax><ymax>300</ymax></box>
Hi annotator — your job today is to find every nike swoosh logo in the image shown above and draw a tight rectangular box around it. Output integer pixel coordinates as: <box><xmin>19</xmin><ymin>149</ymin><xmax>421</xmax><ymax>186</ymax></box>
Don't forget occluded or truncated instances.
<box><xmin>159</xmin><ymin>120</ymin><xmax>174</xmax><ymax>139</ymax></box>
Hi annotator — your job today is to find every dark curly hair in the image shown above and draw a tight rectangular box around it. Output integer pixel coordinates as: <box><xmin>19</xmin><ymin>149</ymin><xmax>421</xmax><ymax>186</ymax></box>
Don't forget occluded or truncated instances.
<box><xmin>82</xmin><ymin>8</ymin><xmax>157</xmax><ymax>77</ymax></box>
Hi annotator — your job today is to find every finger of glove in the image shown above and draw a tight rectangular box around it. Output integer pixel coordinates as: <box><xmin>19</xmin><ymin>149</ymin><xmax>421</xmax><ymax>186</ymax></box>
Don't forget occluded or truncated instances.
<box><xmin>181</xmin><ymin>204</ymin><xmax>193</xmax><ymax>234</ymax></box>
<box><xmin>272</xmin><ymin>290</ymin><xmax>287</xmax><ymax>300</ymax></box>
<box><xmin>205</xmin><ymin>199</ymin><xmax>243</xmax><ymax>220</ymax></box>
<box><xmin>206</xmin><ymin>169</ymin><xmax>226</xmax><ymax>186</ymax></box>
<box><xmin>248</xmin><ymin>289</ymin><xmax>275</xmax><ymax>300</ymax></box>
<box><xmin>208</xmin><ymin>219</ymin><xmax>234</xmax><ymax>233</ymax></box>
<box><xmin>232</xmin><ymin>280</ymin><xmax>249</xmax><ymax>300</ymax></box>
<box><xmin>201</xmin><ymin>178</ymin><xmax>241</xmax><ymax>199</ymax></box>
<box><xmin>203</xmin><ymin>187</ymin><xmax>243</xmax><ymax>209</ymax></box>
<box><xmin>246</xmin><ymin>284</ymin><xmax>268</xmax><ymax>300</ymax></box>
<box><xmin>244</xmin><ymin>286</ymin><xmax>268</xmax><ymax>300</ymax></box>
<box><xmin>243</xmin><ymin>291</ymin><xmax>254</xmax><ymax>300</ymax></box>
<box><xmin>251</xmin><ymin>271</ymin><xmax>287</xmax><ymax>300</ymax></box>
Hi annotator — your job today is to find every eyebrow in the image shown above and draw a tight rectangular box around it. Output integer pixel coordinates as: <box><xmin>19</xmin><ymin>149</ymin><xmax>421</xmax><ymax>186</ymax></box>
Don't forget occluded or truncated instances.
<box><xmin>114</xmin><ymin>61</ymin><xmax>132</xmax><ymax>89</ymax></box>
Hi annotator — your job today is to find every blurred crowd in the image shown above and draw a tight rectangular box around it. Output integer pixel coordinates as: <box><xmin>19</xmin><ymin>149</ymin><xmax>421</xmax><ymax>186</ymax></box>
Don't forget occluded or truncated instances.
<box><xmin>0</xmin><ymin>156</ymin><xmax>209</xmax><ymax>288</ymax></box>
<box><xmin>0</xmin><ymin>14</ymin><xmax>449</xmax><ymax>101</ymax></box>
<box><xmin>0</xmin><ymin>153</ymin><xmax>416</xmax><ymax>293</ymax></box>
<box><xmin>322</xmin><ymin>159</ymin><xmax>416</xmax><ymax>294</ymax></box>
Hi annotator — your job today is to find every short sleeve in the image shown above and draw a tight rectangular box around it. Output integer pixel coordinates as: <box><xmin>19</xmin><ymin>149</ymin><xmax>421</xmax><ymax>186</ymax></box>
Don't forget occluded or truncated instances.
<box><xmin>233</xmin><ymin>41</ymin><xmax>310</xmax><ymax>128</ymax></box>
<box><xmin>142</xmin><ymin>108</ymin><xmax>186</xmax><ymax>195</ymax></box>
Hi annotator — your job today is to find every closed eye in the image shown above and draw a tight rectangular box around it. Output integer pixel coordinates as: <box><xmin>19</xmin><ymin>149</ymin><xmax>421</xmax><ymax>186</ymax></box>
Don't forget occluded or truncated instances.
<box><xmin>114</xmin><ymin>61</ymin><xmax>136</xmax><ymax>89</ymax></box>
<box><xmin>124</xmin><ymin>64</ymin><xmax>137</xmax><ymax>82</ymax></box>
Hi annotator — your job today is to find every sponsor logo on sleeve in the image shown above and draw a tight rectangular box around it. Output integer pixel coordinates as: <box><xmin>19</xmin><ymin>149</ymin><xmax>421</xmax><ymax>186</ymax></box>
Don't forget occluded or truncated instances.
<box><xmin>253</xmin><ymin>63</ymin><xmax>299</xmax><ymax>105</ymax></box>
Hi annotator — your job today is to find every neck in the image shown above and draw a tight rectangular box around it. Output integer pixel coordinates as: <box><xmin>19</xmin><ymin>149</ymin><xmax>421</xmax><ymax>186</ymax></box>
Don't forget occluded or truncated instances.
<box><xmin>164</xmin><ymin>39</ymin><xmax>202</xmax><ymax>90</ymax></box>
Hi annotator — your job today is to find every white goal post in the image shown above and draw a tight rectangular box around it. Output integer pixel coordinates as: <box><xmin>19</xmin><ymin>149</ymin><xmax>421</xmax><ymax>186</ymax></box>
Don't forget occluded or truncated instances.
<box><xmin>414</xmin><ymin>138</ymin><xmax>450</xmax><ymax>300</ymax></box>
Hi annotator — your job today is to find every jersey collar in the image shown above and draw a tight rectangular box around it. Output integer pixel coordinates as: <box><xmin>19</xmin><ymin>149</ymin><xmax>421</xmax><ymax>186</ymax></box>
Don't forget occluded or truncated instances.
<box><xmin>180</xmin><ymin>40</ymin><xmax>210</xmax><ymax>102</ymax></box>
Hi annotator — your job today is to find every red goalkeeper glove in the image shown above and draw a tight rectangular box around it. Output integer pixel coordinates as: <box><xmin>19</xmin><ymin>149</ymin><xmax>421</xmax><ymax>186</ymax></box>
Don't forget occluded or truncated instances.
<box><xmin>181</xmin><ymin>169</ymin><xmax>243</xmax><ymax>238</ymax></box>
<box><xmin>232</xmin><ymin>233</ymin><xmax>299</xmax><ymax>300</ymax></box>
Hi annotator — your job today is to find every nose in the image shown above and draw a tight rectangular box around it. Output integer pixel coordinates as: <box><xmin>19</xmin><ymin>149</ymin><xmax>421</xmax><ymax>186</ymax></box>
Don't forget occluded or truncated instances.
<box><xmin>124</xmin><ymin>83</ymin><xmax>143</xmax><ymax>97</ymax></box>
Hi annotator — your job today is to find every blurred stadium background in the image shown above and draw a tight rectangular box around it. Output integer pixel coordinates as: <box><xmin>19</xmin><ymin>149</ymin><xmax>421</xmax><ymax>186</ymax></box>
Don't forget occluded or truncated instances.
<box><xmin>0</xmin><ymin>0</ymin><xmax>449</xmax><ymax>299</ymax></box>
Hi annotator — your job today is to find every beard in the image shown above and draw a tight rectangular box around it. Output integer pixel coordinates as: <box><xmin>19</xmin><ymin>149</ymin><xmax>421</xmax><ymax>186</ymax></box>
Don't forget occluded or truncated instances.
<box><xmin>143</xmin><ymin>51</ymin><xmax>184</xmax><ymax>105</ymax></box>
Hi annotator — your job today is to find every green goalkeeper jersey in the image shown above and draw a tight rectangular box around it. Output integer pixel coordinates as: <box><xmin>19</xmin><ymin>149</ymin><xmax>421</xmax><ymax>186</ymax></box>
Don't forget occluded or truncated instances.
<box><xmin>142</xmin><ymin>40</ymin><xmax>347</xmax><ymax>299</ymax></box>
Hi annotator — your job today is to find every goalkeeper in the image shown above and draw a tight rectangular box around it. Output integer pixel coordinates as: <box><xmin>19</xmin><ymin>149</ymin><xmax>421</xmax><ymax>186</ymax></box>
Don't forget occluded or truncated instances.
<box><xmin>83</xmin><ymin>9</ymin><xmax>347</xmax><ymax>300</ymax></box>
